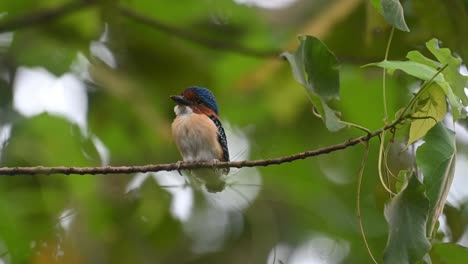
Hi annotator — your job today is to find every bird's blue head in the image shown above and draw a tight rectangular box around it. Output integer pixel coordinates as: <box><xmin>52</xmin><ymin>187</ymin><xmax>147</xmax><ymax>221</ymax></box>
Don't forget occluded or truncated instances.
<box><xmin>171</xmin><ymin>86</ymin><xmax>219</xmax><ymax>115</ymax></box>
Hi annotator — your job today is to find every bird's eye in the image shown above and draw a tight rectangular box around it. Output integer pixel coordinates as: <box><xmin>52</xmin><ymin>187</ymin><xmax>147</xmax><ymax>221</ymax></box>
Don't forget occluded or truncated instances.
<box><xmin>196</xmin><ymin>99</ymin><xmax>203</xmax><ymax>105</ymax></box>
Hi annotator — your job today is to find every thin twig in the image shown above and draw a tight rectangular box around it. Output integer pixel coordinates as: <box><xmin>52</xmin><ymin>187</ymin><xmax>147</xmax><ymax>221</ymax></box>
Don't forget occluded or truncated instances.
<box><xmin>0</xmin><ymin>0</ymin><xmax>95</xmax><ymax>33</ymax></box>
<box><xmin>384</xmin><ymin>144</ymin><xmax>397</xmax><ymax>180</ymax></box>
<box><xmin>118</xmin><ymin>5</ymin><xmax>280</xmax><ymax>58</ymax></box>
<box><xmin>0</xmin><ymin>119</ymin><xmax>402</xmax><ymax>176</ymax></box>
<box><xmin>0</xmin><ymin>1</ymin><xmax>280</xmax><ymax>58</ymax></box>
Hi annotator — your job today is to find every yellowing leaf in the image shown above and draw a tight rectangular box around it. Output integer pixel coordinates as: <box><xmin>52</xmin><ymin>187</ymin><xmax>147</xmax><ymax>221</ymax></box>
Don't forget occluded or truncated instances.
<box><xmin>407</xmin><ymin>84</ymin><xmax>447</xmax><ymax>146</ymax></box>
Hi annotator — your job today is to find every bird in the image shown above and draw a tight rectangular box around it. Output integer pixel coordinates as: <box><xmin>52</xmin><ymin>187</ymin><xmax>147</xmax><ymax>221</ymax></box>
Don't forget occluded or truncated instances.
<box><xmin>170</xmin><ymin>87</ymin><xmax>230</xmax><ymax>191</ymax></box>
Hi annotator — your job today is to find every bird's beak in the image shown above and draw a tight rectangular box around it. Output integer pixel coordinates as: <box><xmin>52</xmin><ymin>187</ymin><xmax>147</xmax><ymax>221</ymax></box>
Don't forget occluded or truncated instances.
<box><xmin>170</xmin><ymin>95</ymin><xmax>190</xmax><ymax>105</ymax></box>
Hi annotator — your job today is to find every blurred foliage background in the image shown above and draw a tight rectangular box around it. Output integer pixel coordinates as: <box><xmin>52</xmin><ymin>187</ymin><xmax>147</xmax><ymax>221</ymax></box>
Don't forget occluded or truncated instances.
<box><xmin>0</xmin><ymin>0</ymin><xmax>468</xmax><ymax>263</ymax></box>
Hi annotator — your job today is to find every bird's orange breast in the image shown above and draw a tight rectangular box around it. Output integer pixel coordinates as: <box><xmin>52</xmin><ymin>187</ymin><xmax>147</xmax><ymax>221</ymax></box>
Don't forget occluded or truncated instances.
<box><xmin>171</xmin><ymin>112</ymin><xmax>223</xmax><ymax>162</ymax></box>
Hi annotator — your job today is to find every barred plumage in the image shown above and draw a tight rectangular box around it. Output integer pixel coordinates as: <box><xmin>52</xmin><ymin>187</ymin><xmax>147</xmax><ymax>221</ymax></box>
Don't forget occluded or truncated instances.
<box><xmin>208</xmin><ymin>115</ymin><xmax>229</xmax><ymax>162</ymax></box>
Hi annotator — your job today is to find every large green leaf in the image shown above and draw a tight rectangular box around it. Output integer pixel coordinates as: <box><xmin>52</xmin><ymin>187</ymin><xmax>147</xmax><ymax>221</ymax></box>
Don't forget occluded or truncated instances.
<box><xmin>380</xmin><ymin>0</ymin><xmax>410</xmax><ymax>32</ymax></box>
<box><xmin>431</xmin><ymin>243</ymin><xmax>468</xmax><ymax>264</ymax></box>
<box><xmin>426</xmin><ymin>38</ymin><xmax>468</xmax><ymax>105</ymax></box>
<box><xmin>416</xmin><ymin>123</ymin><xmax>456</xmax><ymax>237</ymax></box>
<box><xmin>282</xmin><ymin>35</ymin><xmax>344</xmax><ymax>131</ymax></box>
<box><xmin>285</xmin><ymin>35</ymin><xmax>340</xmax><ymax>99</ymax></box>
<box><xmin>407</xmin><ymin>84</ymin><xmax>447</xmax><ymax>146</ymax></box>
<box><xmin>383</xmin><ymin>174</ymin><xmax>430</xmax><ymax>264</ymax></box>
<box><xmin>365</xmin><ymin>59</ymin><xmax>465</xmax><ymax>120</ymax></box>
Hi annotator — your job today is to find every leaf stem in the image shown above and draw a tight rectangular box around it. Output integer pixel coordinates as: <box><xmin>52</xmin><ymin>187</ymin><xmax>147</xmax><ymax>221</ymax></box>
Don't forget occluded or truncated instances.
<box><xmin>356</xmin><ymin>143</ymin><xmax>378</xmax><ymax>264</ymax></box>
<box><xmin>312</xmin><ymin>107</ymin><xmax>372</xmax><ymax>134</ymax></box>
<box><xmin>382</xmin><ymin>27</ymin><xmax>395</xmax><ymax>123</ymax></box>
<box><xmin>384</xmin><ymin>144</ymin><xmax>397</xmax><ymax>180</ymax></box>
<box><xmin>378</xmin><ymin>27</ymin><xmax>396</xmax><ymax>195</ymax></box>
<box><xmin>340</xmin><ymin>121</ymin><xmax>373</xmax><ymax>135</ymax></box>
<box><xmin>378</xmin><ymin>131</ymin><xmax>397</xmax><ymax>195</ymax></box>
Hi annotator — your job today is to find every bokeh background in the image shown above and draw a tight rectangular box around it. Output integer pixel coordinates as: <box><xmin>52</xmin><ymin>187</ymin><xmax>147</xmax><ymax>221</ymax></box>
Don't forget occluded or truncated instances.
<box><xmin>0</xmin><ymin>0</ymin><xmax>468</xmax><ymax>263</ymax></box>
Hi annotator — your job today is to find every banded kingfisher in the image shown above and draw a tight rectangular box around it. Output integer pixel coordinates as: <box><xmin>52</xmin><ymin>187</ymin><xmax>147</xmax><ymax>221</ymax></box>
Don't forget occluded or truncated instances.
<box><xmin>171</xmin><ymin>87</ymin><xmax>230</xmax><ymax>189</ymax></box>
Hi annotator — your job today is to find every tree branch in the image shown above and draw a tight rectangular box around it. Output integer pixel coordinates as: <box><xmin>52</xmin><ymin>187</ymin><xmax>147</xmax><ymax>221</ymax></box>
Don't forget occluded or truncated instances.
<box><xmin>117</xmin><ymin>6</ymin><xmax>281</xmax><ymax>58</ymax></box>
<box><xmin>0</xmin><ymin>1</ymin><xmax>280</xmax><ymax>58</ymax></box>
<box><xmin>0</xmin><ymin>120</ymin><xmax>400</xmax><ymax>176</ymax></box>
<box><xmin>0</xmin><ymin>0</ymin><xmax>94</xmax><ymax>33</ymax></box>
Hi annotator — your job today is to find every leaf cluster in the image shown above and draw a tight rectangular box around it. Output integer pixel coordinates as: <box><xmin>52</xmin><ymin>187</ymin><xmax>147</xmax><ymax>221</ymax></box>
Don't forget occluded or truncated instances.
<box><xmin>284</xmin><ymin>15</ymin><xmax>467</xmax><ymax>264</ymax></box>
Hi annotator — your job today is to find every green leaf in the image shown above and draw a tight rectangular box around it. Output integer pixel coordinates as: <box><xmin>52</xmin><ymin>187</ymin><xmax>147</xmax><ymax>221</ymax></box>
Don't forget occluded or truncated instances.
<box><xmin>383</xmin><ymin>174</ymin><xmax>431</xmax><ymax>264</ymax></box>
<box><xmin>416</xmin><ymin>123</ymin><xmax>456</xmax><ymax>237</ymax></box>
<box><xmin>365</xmin><ymin>60</ymin><xmax>444</xmax><ymax>81</ymax></box>
<box><xmin>426</xmin><ymin>38</ymin><xmax>468</xmax><ymax>105</ymax></box>
<box><xmin>298</xmin><ymin>35</ymin><xmax>340</xmax><ymax>100</ymax></box>
<box><xmin>431</xmin><ymin>243</ymin><xmax>468</xmax><ymax>264</ymax></box>
<box><xmin>365</xmin><ymin>59</ymin><xmax>465</xmax><ymax>120</ymax></box>
<box><xmin>407</xmin><ymin>84</ymin><xmax>447</xmax><ymax>146</ymax></box>
<box><xmin>282</xmin><ymin>35</ymin><xmax>344</xmax><ymax>131</ymax></box>
<box><xmin>380</xmin><ymin>0</ymin><xmax>410</xmax><ymax>32</ymax></box>
<box><xmin>407</xmin><ymin>51</ymin><xmax>441</xmax><ymax>69</ymax></box>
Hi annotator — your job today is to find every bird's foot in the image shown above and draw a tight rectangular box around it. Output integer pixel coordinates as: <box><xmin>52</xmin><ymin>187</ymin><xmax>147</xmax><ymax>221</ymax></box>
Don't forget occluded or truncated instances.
<box><xmin>211</xmin><ymin>159</ymin><xmax>229</xmax><ymax>175</ymax></box>
<box><xmin>175</xmin><ymin>160</ymin><xmax>183</xmax><ymax>176</ymax></box>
